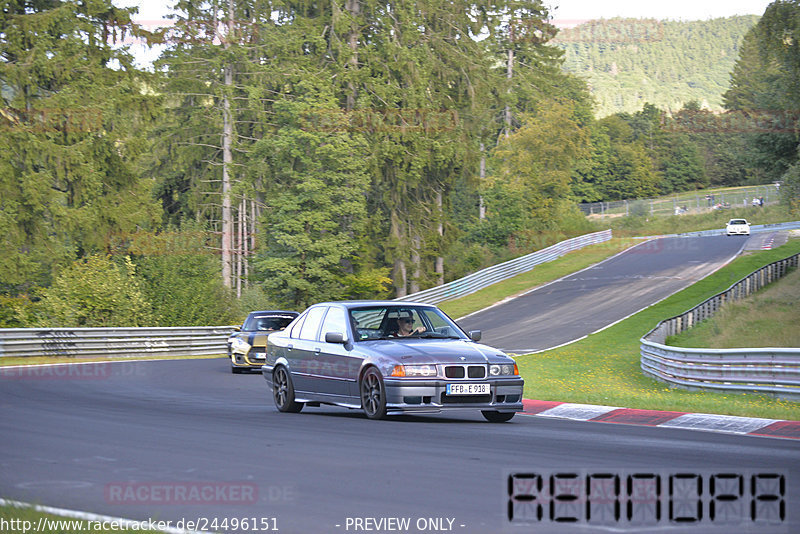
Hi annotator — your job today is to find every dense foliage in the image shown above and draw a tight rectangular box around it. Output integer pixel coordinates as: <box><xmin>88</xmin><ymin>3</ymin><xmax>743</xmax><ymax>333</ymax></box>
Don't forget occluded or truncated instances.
<box><xmin>724</xmin><ymin>0</ymin><xmax>800</xmax><ymax>188</ymax></box>
<box><xmin>1</xmin><ymin>1</ymin><xmax>798</xmax><ymax>326</ymax></box>
<box><xmin>0</xmin><ymin>0</ymin><xmax>160</xmax><ymax>295</ymax></box>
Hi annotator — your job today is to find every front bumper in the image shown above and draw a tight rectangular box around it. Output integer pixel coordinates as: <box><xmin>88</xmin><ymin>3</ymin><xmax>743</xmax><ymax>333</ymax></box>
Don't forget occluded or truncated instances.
<box><xmin>231</xmin><ymin>351</ymin><xmax>267</xmax><ymax>370</ymax></box>
<box><xmin>383</xmin><ymin>378</ymin><xmax>524</xmax><ymax>414</ymax></box>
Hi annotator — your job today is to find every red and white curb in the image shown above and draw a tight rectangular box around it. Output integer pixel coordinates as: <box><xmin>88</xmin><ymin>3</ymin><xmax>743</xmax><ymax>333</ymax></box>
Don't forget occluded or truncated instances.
<box><xmin>761</xmin><ymin>231</ymin><xmax>776</xmax><ymax>250</ymax></box>
<box><xmin>521</xmin><ymin>399</ymin><xmax>800</xmax><ymax>440</ymax></box>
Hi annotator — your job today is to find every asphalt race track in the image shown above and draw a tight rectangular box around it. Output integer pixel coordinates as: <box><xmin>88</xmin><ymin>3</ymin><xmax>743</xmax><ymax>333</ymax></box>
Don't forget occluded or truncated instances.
<box><xmin>1</xmin><ymin>234</ymin><xmax>798</xmax><ymax>534</ymax></box>
<box><xmin>459</xmin><ymin>235</ymin><xmax>748</xmax><ymax>352</ymax></box>
<box><xmin>1</xmin><ymin>359</ymin><xmax>798</xmax><ymax>534</ymax></box>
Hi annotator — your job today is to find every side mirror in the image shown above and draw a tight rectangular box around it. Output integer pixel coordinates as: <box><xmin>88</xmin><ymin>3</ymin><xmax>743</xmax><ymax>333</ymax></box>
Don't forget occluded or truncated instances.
<box><xmin>325</xmin><ymin>332</ymin><xmax>345</xmax><ymax>344</ymax></box>
<box><xmin>233</xmin><ymin>326</ymin><xmax>241</xmax><ymax>332</ymax></box>
<box><xmin>468</xmin><ymin>330</ymin><xmax>482</xmax><ymax>342</ymax></box>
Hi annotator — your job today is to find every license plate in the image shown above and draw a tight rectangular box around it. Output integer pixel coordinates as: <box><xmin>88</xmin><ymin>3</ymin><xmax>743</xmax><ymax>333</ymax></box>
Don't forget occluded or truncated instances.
<box><xmin>446</xmin><ymin>383</ymin><xmax>490</xmax><ymax>395</ymax></box>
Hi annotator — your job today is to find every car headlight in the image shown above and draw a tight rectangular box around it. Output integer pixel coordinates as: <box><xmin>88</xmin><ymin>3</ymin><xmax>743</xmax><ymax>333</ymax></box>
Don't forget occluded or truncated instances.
<box><xmin>230</xmin><ymin>337</ymin><xmax>251</xmax><ymax>355</ymax></box>
<box><xmin>390</xmin><ymin>364</ymin><xmax>438</xmax><ymax>377</ymax></box>
<box><xmin>489</xmin><ymin>363</ymin><xmax>518</xmax><ymax>376</ymax></box>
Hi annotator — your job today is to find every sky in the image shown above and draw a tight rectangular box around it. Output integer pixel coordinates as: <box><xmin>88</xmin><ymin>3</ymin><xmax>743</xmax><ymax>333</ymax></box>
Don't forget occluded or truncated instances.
<box><xmin>114</xmin><ymin>0</ymin><xmax>775</xmax><ymax>67</ymax></box>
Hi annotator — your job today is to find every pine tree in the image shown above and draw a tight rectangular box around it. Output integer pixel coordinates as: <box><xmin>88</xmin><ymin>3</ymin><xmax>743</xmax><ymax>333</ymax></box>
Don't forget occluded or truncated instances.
<box><xmin>724</xmin><ymin>1</ymin><xmax>800</xmax><ymax>181</ymax></box>
<box><xmin>0</xmin><ymin>0</ymin><xmax>160</xmax><ymax>295</ymax></box>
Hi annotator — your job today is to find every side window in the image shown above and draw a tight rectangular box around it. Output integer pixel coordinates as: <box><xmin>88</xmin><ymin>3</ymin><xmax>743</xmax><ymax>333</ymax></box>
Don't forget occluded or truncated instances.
<box><xmin>299</xmin><ymin>307</ymin><xmax>326</xmax><ymax>341</ymax></box>
<box><xmin>289</xmin><ymin>313</ymin><xmax>306</xmax><ymax>339</ymax></box>
<box><xmin>421</xmin><ymin>309</ymin><xmax>459</xmax><ymax>337</ymax></box>
<box><xmin>423</xmin><ymin>310</ymin><xmax>448</xmax><ymax>330</ymax></box>
<box><xmin>319</xmin><ymin>307</ymin><xmax>349</xmax><ymax>342</ymax></box>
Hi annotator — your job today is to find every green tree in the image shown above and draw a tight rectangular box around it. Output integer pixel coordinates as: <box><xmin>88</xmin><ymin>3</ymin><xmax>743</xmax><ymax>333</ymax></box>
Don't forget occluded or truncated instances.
<box><xmin>578</xmin><ymin>115</ymin><xmax>659</xmax><ymax>200</ymax></box>
<box><xmin>655</xmin><ymin>133</ymin><xmax>706</xmax><ymax>192</ymax></box>
<box><xmin>724</xmin><ymin>1</ymin><xmax>800</xmax><ymax>180</ymax></box>
<box><xmin>153</xmin><ymin>0</ymin><xmax>248</xmax><ymax>291</ymax></box>
<box><xmin>116</xmin><ymin>227</ymin><xmax>239</xmax><ymax>326</ymax></box>
<box><xmin>491</xmin><ymin>100</ymin><xmax>589</xmax><ymax>229</ymax></box>
<box><xmin>36</xmin><ymin>255</ymin><xmax>153</xmax><ymax>327</ymax></box>
<box><xmin>449</xmin><ymin>1</ymin><xmax>594</xmax><ymax>274</ymax></box>
<box><xmin>251</xmin><ymin>100</ymin><xmax>371</xmax><ymax>309</ymax></box>
<box><xmin>570</xmin><ymin>121</ymin><xmax>612</xmax><ymax>203</ymax></box>
<box><xmin>0</xmin><ymin>295</ymin><xmax>35</xmax><ymax>327</ymax></box>
<box><xmin>0</xmin><ymin>0</ymin><xmax>160</xmax><ymax>296</ymax></box>
<box><xmin>782</xmin><ymin>162</ymin><xmax>800</xmax><ymax>215</ymax></box>
<box><xmin>357</xmin><ymin>0</ymin><xmax>504</xmax><ymax>295</ymax></box>
<box><xmin>669</xmin><ymin>104</ymin><xmax>752</xmax><ymax>187</ymax></box>
<box><xmin>602</xmin><ymin>142</ymin><xmax>660</xmax><ymax>199</ymax></box>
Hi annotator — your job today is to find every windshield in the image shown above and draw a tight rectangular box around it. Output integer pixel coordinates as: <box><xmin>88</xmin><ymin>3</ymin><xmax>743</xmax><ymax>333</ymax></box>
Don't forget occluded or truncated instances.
<box><xmin>349</xmin><ymin>305</ymin><xmax>467</xmax><ymax>341</ymax></box>
<box><xmin>244</xmin><ymin>314</ymin><xmax>296</xmax><ymax>332</ymax></box>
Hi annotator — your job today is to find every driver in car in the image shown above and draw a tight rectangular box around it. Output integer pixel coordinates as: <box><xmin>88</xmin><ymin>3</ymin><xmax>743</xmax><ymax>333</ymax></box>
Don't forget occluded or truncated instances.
<box><xmin>392</xmin><ymin>310</ymin><xmax>427</xmax><ymax>337</ymax></box>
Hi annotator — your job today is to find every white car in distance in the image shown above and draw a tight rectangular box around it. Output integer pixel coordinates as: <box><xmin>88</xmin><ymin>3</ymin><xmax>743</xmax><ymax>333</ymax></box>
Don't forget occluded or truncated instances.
<box><xmin>726</xmin><ymin>218</ymin><xmax>750</xmax><ymax>236</ymax></box>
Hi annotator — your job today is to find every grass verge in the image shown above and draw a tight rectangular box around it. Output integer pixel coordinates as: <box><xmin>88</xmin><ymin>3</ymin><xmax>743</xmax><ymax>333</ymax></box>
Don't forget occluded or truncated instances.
<box><xmin>0</xmin><ymin>502</ymin><xmax>162</xmax><ymax>533</ymax></box>
<box><xmin>668</xmin><ymin>265</ymin><xmax>800</xmax><ymax>349</ymax></box>
<box><xmin>515</xmin><ymin>238</ymin><xmax>800</xmax><ymax>421</ymax></box>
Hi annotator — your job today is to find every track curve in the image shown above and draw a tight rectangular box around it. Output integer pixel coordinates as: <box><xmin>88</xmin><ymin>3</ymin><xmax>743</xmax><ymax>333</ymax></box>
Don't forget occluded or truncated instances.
<box><xmin>458</xmin><ymin>235</ymin><xmax>747</xmax><ymax>352</ymax></box>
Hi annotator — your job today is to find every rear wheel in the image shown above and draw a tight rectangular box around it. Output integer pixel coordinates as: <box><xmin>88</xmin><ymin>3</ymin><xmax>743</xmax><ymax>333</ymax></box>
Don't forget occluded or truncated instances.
<box><xmin>360</xmin><ymin>368</ymin><xmax>387</xmax><ymax>420</ymax></box>
<box><xmin>273</xmin><ymin>366</ymin><xmax>303</xmax><ymax>413</ymax></box>
<box><xmin>482</xmin><ymin>410</ymin><xmax>515</xmax><ymax>423</ymax></box>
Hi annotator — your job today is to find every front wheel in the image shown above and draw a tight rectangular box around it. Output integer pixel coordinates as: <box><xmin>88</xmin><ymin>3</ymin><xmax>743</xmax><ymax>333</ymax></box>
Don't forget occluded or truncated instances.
<box><xmin>360</xmin><ymin>368</ymin><xmax>387</xmax><ymax>420</ymax></box>
<box><xmin>482</xmin><ymin>410</ymin><xmax>515</xmax><ymax>423</ymax></box>
<box><xmin>273</xmin><ymin>366</ymin><xmax>303</xmax><ymax>413</ymax></box>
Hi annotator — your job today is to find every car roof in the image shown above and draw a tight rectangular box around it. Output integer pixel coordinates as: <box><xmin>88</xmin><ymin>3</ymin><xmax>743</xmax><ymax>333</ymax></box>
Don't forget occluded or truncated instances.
<box><xmin>246</xmin><ymin>310</ymin><xmax>299</xmax><ymax>317</ymax></box>
<box><xmin>309</xmin><ymin>301</ymin><xmax>436</xmax><ymax>309</ymax></box>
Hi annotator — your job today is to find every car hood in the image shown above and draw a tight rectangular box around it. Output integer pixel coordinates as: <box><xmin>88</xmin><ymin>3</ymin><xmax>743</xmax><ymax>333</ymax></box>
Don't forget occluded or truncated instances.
<box><xmin>360</xmin><ymin>339</ymin><xmax>511</xmax><ymax>364</ymax></box>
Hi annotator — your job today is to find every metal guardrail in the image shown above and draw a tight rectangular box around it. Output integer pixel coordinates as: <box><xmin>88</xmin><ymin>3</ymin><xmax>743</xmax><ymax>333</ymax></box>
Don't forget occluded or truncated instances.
<box><xmin>640</xmin><ymin>253</ymin><xmax>800</xmax><ymax>400</ymax></box>
<box><xmin>0</xmin><ymin>326</ymin><xmax>234</xmax><ymax>359</ymax></box>
<box><xmin>397</xmin><ymin>230</ymin><xmax>613</xmax><ymax>304</ymax></box>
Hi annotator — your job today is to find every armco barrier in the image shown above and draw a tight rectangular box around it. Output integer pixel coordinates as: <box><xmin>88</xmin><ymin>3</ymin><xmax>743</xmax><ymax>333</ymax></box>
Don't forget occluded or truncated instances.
<box><xmin>640</xmin><ymin>253</ymin><xmax>800</xmax><ymax>400</ymax></box>
<box><xmin>0</xmin><ymin>326</ymin><xmax>234</xmax><ymax>359</ymax></box>
<box><xmin>397</xmin><ymin>229</ymin><xmax>612</xmax><ymax>304</ymax></box>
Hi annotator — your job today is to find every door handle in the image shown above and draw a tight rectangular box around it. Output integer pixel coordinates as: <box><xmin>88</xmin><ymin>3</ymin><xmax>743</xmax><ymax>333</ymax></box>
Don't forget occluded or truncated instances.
<box><xmin>287</xmin><ymin>344</ymin><xmax>293</xmax><ymax>352</ymax></box>
<box><xmin>314</xmin><ymin>347</ymin><xmax>321</xmax><ymax>355</ymax></box>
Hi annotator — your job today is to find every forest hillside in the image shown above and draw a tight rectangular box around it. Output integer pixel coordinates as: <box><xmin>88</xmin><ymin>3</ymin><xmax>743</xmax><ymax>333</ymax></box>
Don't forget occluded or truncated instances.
<box><xmin>554</xmin><ymin>16</ymin><xmax>761</xmax><ymax>116</ymax></box>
